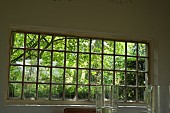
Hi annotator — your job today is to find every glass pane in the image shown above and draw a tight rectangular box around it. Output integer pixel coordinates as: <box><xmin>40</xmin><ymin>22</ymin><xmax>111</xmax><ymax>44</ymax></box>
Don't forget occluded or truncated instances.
<box><xmin>78</xmin><ymin>53</ymin><xmax>89</xmax><ymax>68</ymax></box>
<box><xmin>138</xmin><ymin>87</ymin><xmax>145</xmax><ymax>101</ymax></box>
<box><xmin>26</xmin><ymin>33</ymin><xmax>39</xmax><ymax>49</ymax></box>
<box><xmin>65</xmin><ymin>69</ymin><xmax>76</xmax><ymax>84</ymax></box>
<box><xmin>91</xmin><ymin>54</ymin><xmax>101</xmax><ymax>69</ymax></box>
<box><xmin>38</xmin><ymin>84</ymin><xmax>50</xmax><ymax>99</ymax></box>
<box><xmin>138</xmin><ymin>58</ymin><xmax>148</xmax><ymax>72</ymax></box>
<box><xmin>90</xmin><ymin>70</ymin><xmax>101</xmax><ymax>85</ymax></box>
<box><xmin>10</xmin><ymin>49</ymin><xmax>24</xmax><ymax>64</ymax></box>
<box><xmin>115</xmin><ymin>41</ymin><xmax>125</xmax><ymax>55</ymax></box>
<box><xmin>65</xmin><ymin>85</ymin><xmax>76</xmax><ymax>100</ymax></box>
<box><xmin>78</xmin><ymin>69</ymin><xmax>89</xmax><ymax>84</ymax></box>
<box><xmin>103</xmin><ymin>40</ymin><xmax>114</xmax><ymax>54</ymax></box>
<box><xmin>138</xmin><ymin>73</ymin><xmax>146</xmax><ymax>86</ymax></box>
<box><xmin>66</xmin><ymin>37</ymin><xmax>77</xmax><ymax>51</ymax></box>
<box><xmin>8</xmin><ymin>83</ymin><xmax>22</xmax><ymax>98</ymax></box>
<box><xmin>12</xmin><ymin>32</ymin><xmax>25</xmax><ymax>48</ymax></box>
<box><xmin>138</xmin><ymin>43</ymin><xmax>147</xmax><ymax>56</ymax></box>
<box><xmin>9</xmin><ymin>66</ymin><xmax>23</xmax><ymax>81</ymax></box>
<box><xmin>40</xmin><ymin>35</ymin><xmax>52</xmax><ymax>50</ymax></box>
<box><xmin>53</xmin><ymin>52</ymin><xmax>64</xmax><ymax>67</ymax></box>
<box><xmin>127</xmin><ymin>42</ymin><xmax>137</xmax><ymax>56</ymax></box>
<box><xmin>24</xmin><ymin>84</ymin><xmax>36</xmax><ymax>99</ymax></box>
<box><xmin>40</xmin><ymin>51</ymin><xmax>51</xmax><ymax>66</ymax></box>
<box><xmin>119</xmin><ymin>86</ymin><xmax>125</xmax><ymax>100</ymax></box>
<box><xmin>53</xmin><ymin>36</ymin><xmax>65</xmax><ymax>50</ymax></box>
<box><xmin>115</xmin><ymin>56</ymin><xmax>125</xmax><ymax>70</ymax></box>
<box><xmin>126</xmin><ymin>72</ymin><xmax>136</xmax><ymax>85</ymax></box>
<box><xmin>24</xmin><ymin>66</ymin><xmax>37</xmax><ymax>82</ymax></box>
<box><xmin>78</xmin><ymin>85</ymin><xmax>88</xmax><ymax>100</ymax></box>
<box><xmin>90</xmin><ymin>86</ymin><xmax>96</xmax><ymax>100</ymax></box>
<box><xmin>127</xmin><ymin>87</ymin><xmax>136</xmax><ymax>101</ymax></box>
<box><xmin>103</xmin><ymin>55</ymin><xmax>114</xmax><ymax>69</ymax></box>
<box><xmin>79</xmin><ymin>38</ymin><xmax>90</xmax><ymax>52</ymax></box>
<box><xmin>115</xmin><ymin>71</ymin><xmax>125</xmax><ymax>85</ymax></box>
<box><xmin>39</xmin><ymin>67</ymin><xmax>50</xmax><ymax>83</ymax></box>
<box><xmin>25</xmin><ymin>50</ymin><xmax>38</xmax><ymax>65</ymax></box>
<box><xmin>127</xmin><ymin>57</ymin><xmax>136</xmax><ymax>71</ymax></box>
<box><xmin>91</xmin><ymin>39</ymin><xmax>102</xmax><ymax>53</ymax></box>
<box><xmin>66</xmin><ymin>53</ymin><xmax>77</xmax><ymax>67</ymax></box>
<box><xmin>51</xmin><ymin>85</ymin><xmax>63</xmax><ymax>100</ymax></box>
<box><xmin>52</xmin><ymin>68</ymin><xmax>64</xmax><ymax>83</ymax></box>
<box><xmin>103</xmin><ymin>71</ymin><xmax>113</xmax><ymax>85</ymax></box>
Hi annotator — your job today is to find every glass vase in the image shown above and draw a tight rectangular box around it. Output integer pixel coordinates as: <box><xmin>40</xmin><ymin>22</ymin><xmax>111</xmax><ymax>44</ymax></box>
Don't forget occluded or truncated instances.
<box><xmin>96</xmin><ymin>85</ymin><xmax>119</xmax><ymax>113</ymax></box>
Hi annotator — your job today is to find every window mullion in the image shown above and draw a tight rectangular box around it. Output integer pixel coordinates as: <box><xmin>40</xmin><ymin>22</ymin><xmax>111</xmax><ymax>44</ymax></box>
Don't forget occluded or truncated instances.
<box><xmin>63</xmin><ymin>36</ymin><xmax>67</xmax><ymax>100</ymax></box>
<box><xmin>21</xmin><ymin>32</ymin><xmax>26</xmax><ymax>99</ymax></box>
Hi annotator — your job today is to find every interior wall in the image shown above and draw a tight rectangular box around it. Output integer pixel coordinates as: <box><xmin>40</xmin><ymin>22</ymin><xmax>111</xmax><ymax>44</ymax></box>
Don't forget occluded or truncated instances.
<box><xmin>0</xmin><ymin>0</ymin><xmax>170</xmax><ymax>113</ymax></box>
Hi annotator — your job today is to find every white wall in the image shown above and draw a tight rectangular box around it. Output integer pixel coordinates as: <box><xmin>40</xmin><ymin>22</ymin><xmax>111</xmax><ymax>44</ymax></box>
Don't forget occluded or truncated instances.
<box><xmin>0</xmin><ymin>0</ymin><xmax>170</xmax><ymax>113</ymax></box>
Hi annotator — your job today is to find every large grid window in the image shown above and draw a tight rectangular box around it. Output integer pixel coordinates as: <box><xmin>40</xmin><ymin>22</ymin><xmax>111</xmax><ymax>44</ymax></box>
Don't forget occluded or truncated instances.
<box><xmin>8</xmin><ymin>31</ymin><xmax>149</xmax><ymax>103</ymax></box>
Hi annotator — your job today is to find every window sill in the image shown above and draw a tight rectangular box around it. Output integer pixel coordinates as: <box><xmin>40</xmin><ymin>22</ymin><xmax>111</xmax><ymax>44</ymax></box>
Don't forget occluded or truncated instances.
<box><xmin>5</xmin><ymin>99</ymin><xmax>146</xmax><ymax>108</ymax></box>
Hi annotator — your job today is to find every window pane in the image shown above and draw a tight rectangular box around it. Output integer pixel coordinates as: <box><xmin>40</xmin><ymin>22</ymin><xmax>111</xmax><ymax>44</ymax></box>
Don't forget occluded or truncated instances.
<box><xmin>115</xmin><ymin>56</ymin><xmax>125</xmax><ymax>70</ymax></box>
<box><xmin>11</xmin><ymin>49</ymin><xmax>24</xmax><ymax>64</ymax></box>
<box><xmin>90</xmin><ymin>70</ymin><xmax>101</xmax><ymax>85</ymax></box>
<box><xmin>78</xmin><ymin>69</ymin><xmax>89</xmax><ymax>84</ymax></box>
<box><xmin>53</xmin><ymin>36</ymin><xmax>65</xmax><ymax>50</ymax></box>
<box><xmin>51</xmin><ymin>85</ymin><xmax>63</xmax><ymax>100</ymax></box>
<box><xmin>91</xmin><ymin>54</ymin><xmax>101</xmax><ymax>69</ymax></box>
<box><xmin>52</xmin><ymin>68</ymin><xmax>64</xmax><ymax>83</ymax></box>
<box><xmin>126</xmin><ymin>72</ymin><xmax>136</xmax><ymax>85</ymax></box>
<box><xmin>38</xmin><ymin>84</ymin><xmax>50</xmax><ymax>99</ymax></box>
<box><xmin>24</xmin><ymin>84</ymin><xmax>36</xmax><ymax>99</ymax></box>
<box><xmin>138</xmin><ymin>87</ymin><xmax>145</xmax><ymax>101</ymax></box>
<box><xmin>119</xmin><ymin>86</ymin><xmax>125</xmax><ymax>100</ymax></box>
<box><xmin>25</xmin><ymin>50</ymin><xmax>38</xmax><ymax>65</ymax></box>
<box><xmin>115</xmin><ymin>41</ymin><xmax>125</xmax><ymax>55</ymax></box>
<box><xmin>39</xmin><ymin>67</ymin><xmax>50</xmax><ymax>83</ymax></box>
<box><xmin>103</xmin><ymin>40</ymin><xmax>114</xmax><ymax>54</ymax></box>
<box><xmin>66</xmin><ymin>37</ymin><xmax>77</xmax><ymax>51</ymax></box>
<box><xmin>9</xmin><ymin>66</ymin><xmax>23</xmax><ymax>81</ymax></box>
<box><xmin>90</xmin><ymin>86</ymin><xmax>96</xmax><ymax>100</ymax></box>
<box><xmin>78</xmin><ymin>53</ymin><xmax>89</xmax><ymax>68</ymax></box>
<box><xmin>40</xmin><ymin>51</ymin><xmax>51</xmax><ymax>66</ymax></box>
<box><xmin>127</xmin><ymin>87</ymin><xmax>136</xmax><ymax>101</ymax></box>
<box><xmin>138</xmin><ymin>58</ymin><xmax>148</xmax><ymax>72</ymax></box>
<box><xmin>12</xmin><ymin>32</ymin><xmax>24</xmax><ymax>48</ymax></box>
<box><xmin>115</xmin><ymin>71</ymin><xmax>125</xmax><ymax>85</ymax></box>
<box><xmin>127</xmin><ymin>57</ymin><xmax>136</xmax><ymax>71</ymax></box>
<box><xmin>53</xmin><ymin>52</ymin><xmax>64</xmax><ymax>67</ymax></box>
<box><xmin>66</xmin><ymin>53</ymin><xmax>77</xmax><ymax>67</ymax></box>
<box><xmin>91</xmin><ymin>39</ymin><xmax>102</xmax><ymax>53</ymax></box>
<box><xmin>65</xmin><ymin>69</ymin><xmax>76</xmax><ymax>84</ymax></box>
<box><xmin>79</xmin><ymin>38</ymin><xmax>90</xmax><ymax>52</ymax></box>
<box><xmin>65</xmin><ymin>85</ymin><xmax>76</xmax><ymax>100</ymax></box>
<box><xmin>127</xmin><ymin>42</ymin><xmax>137</xmax><ymax>56</ymax></box>
<box><xmin>103</xmin><ymin>55</ymin><xmax>114</xmax><ymax>69</ymax></box>
<box><xmin>103</xmin><ymin>71</ymin><xmax>113</xmax><ymax>85</ymax></box>
<box><xmin>26</xmin><ymin>33</ymin><xmax>39</xmax><ymax>49</ymax></box>
<box><xmin>8</xmin><ymin>83</ymin><xmax>22</xmax><ymax>98</ymax></box>
<box><xmin>40</xmin><ymin>35</ymin><xmax>52</xmax><ymax>50</ymax></box>
<box><xmin>24</xmin><ymin>66</ymin><xmax>37</xmax><ymax>82</ymax></box>
<box><xmin>138</xmin><ymin>43</ymin><xmax>147</xmax><ymax>56</ymax></box>
<box><xmin>78</xmin><ymin>85</ymin><xmax>88</xmax><ymax>100</ymax></box>
<box><xmin>138</xmin><ymin>73</ymin><xmax>146</xmax><ymax>86</ymax></box>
